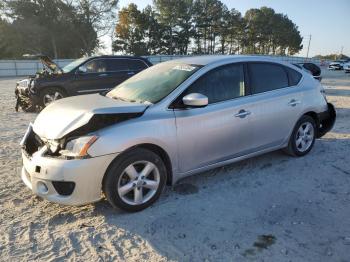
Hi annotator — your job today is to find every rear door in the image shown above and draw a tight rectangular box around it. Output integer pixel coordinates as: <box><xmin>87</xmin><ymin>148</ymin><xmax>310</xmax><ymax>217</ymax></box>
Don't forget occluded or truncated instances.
<box><xmin>174</xmin><ymin>63</ymin><xmax>254</xmax><ymax>173</ymax></box>
<box><xmin>246</xmin><ymin>62</ymin><xmax>304</xmax><ymax>150</ymax></box>
<box><xmin>105</xmin><ymin>58</ymin><xmax>149</xmax><ymax>90</ymax></box>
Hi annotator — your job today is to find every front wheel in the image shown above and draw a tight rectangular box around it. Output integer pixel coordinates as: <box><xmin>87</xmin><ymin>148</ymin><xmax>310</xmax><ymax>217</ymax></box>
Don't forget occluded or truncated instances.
<box><xmin>103</xmin><ymin>148</ymin><xmax>166</xmax><ymax>212</ymax></box>
<box><xmin>39</xmin><ymin>87</ymin><xmax>66</xmax><ymax>107</ymax></box>
<box><xmin>284</xmin><ymin>115</ymin><xmax>316</xmax><ymax>157</ymax></box>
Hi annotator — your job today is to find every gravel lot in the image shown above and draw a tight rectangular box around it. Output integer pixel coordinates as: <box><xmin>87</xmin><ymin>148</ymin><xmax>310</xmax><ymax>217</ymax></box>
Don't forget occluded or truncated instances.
<box><xmin>0</xmin><ymin>70</ymin><xmax>349</xmax><ymax>261</ymax></box>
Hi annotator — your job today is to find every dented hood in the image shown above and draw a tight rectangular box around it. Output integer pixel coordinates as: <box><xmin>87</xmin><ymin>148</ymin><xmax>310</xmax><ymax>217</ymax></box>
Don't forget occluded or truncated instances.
<box><xmin>33</xmin><ymin>94</ymin><xmax>147</xmax><ymax>139</ymax></box>
<box><xmin>23</xmin><ymin>54</ymin><xmax>62</xmax><ymax>73</ymax></box>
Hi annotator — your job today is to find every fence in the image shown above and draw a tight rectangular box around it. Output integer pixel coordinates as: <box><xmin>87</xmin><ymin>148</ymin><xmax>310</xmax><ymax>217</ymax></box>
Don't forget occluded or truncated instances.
<box><xmin>0</xmin><ymin>55</ymin><xmax>330</xmax><ymax>77</ymax></box>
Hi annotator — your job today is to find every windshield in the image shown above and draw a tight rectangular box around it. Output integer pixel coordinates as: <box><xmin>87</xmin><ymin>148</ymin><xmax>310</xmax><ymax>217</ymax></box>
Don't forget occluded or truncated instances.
<box><xmin>106</xmin><ymin>62</ymin><xmax>202</xmax><ymax>104</ymax></box>
<box><xmin>62</xmin><ymin>57</ymin><xmax>89</xmax><ymax>73</ymax></box>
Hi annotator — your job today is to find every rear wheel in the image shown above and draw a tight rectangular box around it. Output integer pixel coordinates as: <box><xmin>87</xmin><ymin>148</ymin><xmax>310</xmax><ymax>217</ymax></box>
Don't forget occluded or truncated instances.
<box><xmin>39</xmin><ymin>87</ymin><xmax>66</xmax><ymax>107</ymax></box>
<box><xmin>285</xmin><ymin>115</ymin><xmax>316</xmax><ymax>157</ymax></box>
<box><xmin>103</xmin><ymin>148</ymin><xmax>166</xmax><ymax>212</ymax></box>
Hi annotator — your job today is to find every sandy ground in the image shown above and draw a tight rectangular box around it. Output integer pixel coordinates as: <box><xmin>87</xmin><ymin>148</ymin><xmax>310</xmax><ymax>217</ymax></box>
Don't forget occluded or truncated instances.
<box><xmin>0</xmin><ymin>70</ymin><xmax>349</xmax><ymax>262</ymax></box>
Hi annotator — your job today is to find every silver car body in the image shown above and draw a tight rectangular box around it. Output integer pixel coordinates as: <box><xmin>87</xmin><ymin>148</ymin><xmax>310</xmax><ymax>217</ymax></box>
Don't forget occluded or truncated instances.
<box><xmin>21</xmin><ymin>55</ymin><xmax>333</xmax><ymax>205</ymax></box>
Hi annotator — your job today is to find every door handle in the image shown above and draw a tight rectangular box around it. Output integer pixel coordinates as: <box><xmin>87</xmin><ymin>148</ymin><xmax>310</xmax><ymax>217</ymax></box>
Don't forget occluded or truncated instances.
<box><xmin>235</xmin><ymin>109</ymin><xmax>251</xmax><ymax>118</ymax></box>
<box><xmin>99</xmin><ymin>73</ymin><xmax>108</xmax><ymax>77</ymax></box>
<box><xmin>127</xmin><ymin>72</ymin><xmax>135</xmax><ymax>75</ymax></box>
<box><xmin>288</xmin><ymin>99</ymin><xmax>301</xmax><ymax>107</ymax></box>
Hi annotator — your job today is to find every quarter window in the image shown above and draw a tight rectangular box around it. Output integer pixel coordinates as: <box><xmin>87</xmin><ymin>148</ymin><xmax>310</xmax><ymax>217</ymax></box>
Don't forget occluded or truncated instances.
<box><xmin>249</xmin><ymin>63</ymin><xmax>289</xmax><ymax>94</ymax></box>
<box><xmin>184</xmin><ymin>64</ymin><xmax>245</xmax><ymax>104</ymax></box>
<box><xmin>286</xmin><ymin>67</ymin><xmax>302</xmax><ymax>86</ymax></box>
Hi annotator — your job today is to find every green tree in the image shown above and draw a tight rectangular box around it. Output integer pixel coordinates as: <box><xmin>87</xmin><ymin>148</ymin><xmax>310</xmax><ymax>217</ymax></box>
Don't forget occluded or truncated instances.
<box><xmin>223</xmin><ymin>9</ymin><xmax>243</xmax><ymax>54</ymax></box>
<box><xmin>192</xmin><ymin>0</ymin><xmax>227</xmax><ymax>54</ymax></box>
<box><xmin>0</xmin><ymin>18</ymin><xmax>17</xmax><ymax>58</ymax></box>
<box><xmin>153</xmin><ymin>0</ymin><xmax>194</xmax><ymax>55</ymax></box>
<box><xmin>111</xmin><ymin>1</ymin><xmax>302</xmax><ymax>56</ymax></box>
<box><xmin>112</xmin><ymin>3</ymin><xmax>147</xmax><ymax>55</ymax></box>
<box><xmin>242</xmin><ymin>7</ymin><xmax>302</xmax><ymax>55</ymax></box>
<box><xmin>142</xmin><ymin>5</ymin><xmax>168</xmax><ymax>54</ymax></box>
<box><xmin>0</xmin><ymin>0</ymin><xmax>115</xmax><ymax>58</ymax></box>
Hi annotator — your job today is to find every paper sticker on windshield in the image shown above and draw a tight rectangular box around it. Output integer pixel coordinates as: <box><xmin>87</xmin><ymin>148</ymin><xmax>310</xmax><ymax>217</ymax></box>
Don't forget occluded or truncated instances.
<box><xmin>173</xmin><ymin>65</ymin><xmax>196</xmax><ymax>72</ymax></box>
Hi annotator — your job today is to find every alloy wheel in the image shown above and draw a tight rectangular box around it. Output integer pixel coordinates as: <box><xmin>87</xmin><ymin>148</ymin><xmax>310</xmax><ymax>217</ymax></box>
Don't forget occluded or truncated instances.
<box><xmin>117</xmin><ymin>161</ymin><xmax>160</xmax><ymax>205</ymax></box>
<box><xmin>43</xmin><ymin>91</ymin><xmax>63</xmax><ymax>106</ymax></box>
<box><xmin>295</xmin><ymin>122</ymin><xmax>314</xmax><ymax>152</ymax></box>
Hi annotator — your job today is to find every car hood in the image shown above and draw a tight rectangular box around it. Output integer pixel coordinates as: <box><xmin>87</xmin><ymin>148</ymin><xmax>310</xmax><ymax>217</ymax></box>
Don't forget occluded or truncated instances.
<box><xmin>23</xmin><ymin>54</ymin><xmax>62</xmax><ymax>73</ymax></box>
<box><xmin>39</xmin><ymin>55</ymin><xmax>62</xmax><ymax>73</ymax></box>
<box><xmin>33</xmin><ymin>94</ymin><xmax>148</xmax><ymax>140</ymax></box>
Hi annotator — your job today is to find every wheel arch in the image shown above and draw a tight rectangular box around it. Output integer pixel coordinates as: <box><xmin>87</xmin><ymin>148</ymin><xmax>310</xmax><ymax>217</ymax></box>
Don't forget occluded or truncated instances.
<box><xmin>38</xmin><ymin>85</ymin><xmax>68</xmax><ymax>97</ymax></box>
<box><xmin>304</xmin><ymin>111</ymin><xmax>319</xmax><ymax>124</ymax></box>
<box><xmin>38</xmin><ymin>86</ymin><xmax>68</xmax><ymax>107</ymax></box>
<box><xmin>102</xmin><ymin>143</ymin><xmax>173</xmax><ymax>189</ymax></box>
<box><xmin>303</xmin><ymin>111</ymin><xmax>320</xmax><ymax>136</ymax></box>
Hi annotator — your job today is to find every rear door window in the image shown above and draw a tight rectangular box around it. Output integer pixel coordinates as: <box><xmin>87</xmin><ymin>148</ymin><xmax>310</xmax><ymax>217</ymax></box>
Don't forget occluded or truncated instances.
<box><xmin>106</xmin><ymin>59</ymin><xmax>148</xmax><ymax>72</ymax></box>
<box><xmin>248</xmin><ymin>63</ymin><xmax>289</xmax><ymax>94</ymax></box>
<box><xmin>106</xmin><ymin>59</ymin><xmax>130</xmax><ymax>71</ymax></box>
<box><xmin>127</xmin><ymin>60</ymin><xmax>148</xmax><ymax>70</ymax></box>
<box><xmin>184</xmin><ymin>63</ymin><xmax>245</xmax><ymax>104</ymax></box>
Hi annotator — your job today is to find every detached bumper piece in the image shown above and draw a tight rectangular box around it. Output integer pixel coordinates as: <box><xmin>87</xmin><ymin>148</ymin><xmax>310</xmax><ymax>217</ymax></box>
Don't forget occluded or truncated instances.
<box><xmin>15</xmin><ymin>88</ymin><xmax>38</xmax><ymax>112</ymax></box>
<box><xmin>317</xmin><ymin>103</ymin><xmax>336</xmax><ymax>138</ymax></box>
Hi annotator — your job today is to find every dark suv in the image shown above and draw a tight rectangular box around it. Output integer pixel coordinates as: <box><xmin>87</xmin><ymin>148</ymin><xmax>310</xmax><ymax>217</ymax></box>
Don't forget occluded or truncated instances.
<box><xmin>15</xmin><ymin>55</ymin><xmax>152</xmax><ymax>112</ymax></box>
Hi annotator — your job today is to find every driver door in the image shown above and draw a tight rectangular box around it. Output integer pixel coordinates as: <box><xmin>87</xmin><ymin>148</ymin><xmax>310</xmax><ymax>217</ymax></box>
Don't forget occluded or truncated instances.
<box><xmin>173</xmin><ymin>63</ymin><xmax>254</xmax><ymax>173</ymax></box>
<box><xmin>72</xmin><ymin>59</ymin><xmax>111</xmax><ymax>94</ymax></box>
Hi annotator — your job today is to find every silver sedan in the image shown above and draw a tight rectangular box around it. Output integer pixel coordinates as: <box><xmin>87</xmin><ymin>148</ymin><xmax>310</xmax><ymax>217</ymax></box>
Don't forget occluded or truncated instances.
<box><xmin>20</xmin><ymin>56</ymin><xmax>336</xmax><ymax>212</ymax></box>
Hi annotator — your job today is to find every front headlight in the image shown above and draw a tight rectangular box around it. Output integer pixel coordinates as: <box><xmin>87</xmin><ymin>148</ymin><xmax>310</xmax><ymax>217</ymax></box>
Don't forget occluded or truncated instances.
<box><xmin>59</xmin><ymin>136</ymin><xmax>98</xmax><ymax>158</ymax></box>
<box><xmin>29</xmin><ymin>79</ymin><xmax>36</xmax><ymax>93</ymax></box>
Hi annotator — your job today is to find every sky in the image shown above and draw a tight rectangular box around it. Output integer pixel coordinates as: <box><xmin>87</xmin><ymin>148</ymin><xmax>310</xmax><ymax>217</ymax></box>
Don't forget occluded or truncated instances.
<box><xmin>102</xmin><ymin>0</ymin><xmax>350</xmax><ymax>57</ymax></box>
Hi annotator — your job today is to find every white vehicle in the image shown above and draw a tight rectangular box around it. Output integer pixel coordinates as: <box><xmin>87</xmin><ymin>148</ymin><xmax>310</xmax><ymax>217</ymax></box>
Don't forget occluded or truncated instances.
<box><xmin>328</xmin><ymin>61</ymin><xmax>343</xmax><ymax>70</ymax></box>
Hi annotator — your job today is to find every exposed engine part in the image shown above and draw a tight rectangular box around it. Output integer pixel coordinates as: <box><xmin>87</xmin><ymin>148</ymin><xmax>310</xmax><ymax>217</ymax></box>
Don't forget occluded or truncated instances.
<box><xmin>66</xmin><ymin>113</ymin><xmax>143</xmax><ymax>138</ymax></box>
<box><xmin>23</xmin><ymin>113</ymin><xmax>143</xmax><ymax>158</ymax></box>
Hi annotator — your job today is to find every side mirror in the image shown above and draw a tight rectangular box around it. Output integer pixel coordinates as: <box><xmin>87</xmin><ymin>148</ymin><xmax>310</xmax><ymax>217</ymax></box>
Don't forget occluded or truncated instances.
<box><xmin>182</xmin><ymin>93</ymin><xmax>208</xmax><ymax>107</ymax></box>
<box><xmin>77</xmin><ymin>65</ymin><xmax>87</xmax><ymax>74</ymax></box>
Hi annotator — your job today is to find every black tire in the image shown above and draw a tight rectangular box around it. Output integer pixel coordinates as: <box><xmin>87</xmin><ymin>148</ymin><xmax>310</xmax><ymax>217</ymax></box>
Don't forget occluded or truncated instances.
<box><xmin>103</xmin><ymin>148</ymin><xmax>167</xmax><ymax>212</ymax></box>
<box><xmin>39</xmin><ymin>87</ymin><xmax>66</xmax><ymax>108</ymax></box>
<box><xmin>284</xmin><ymin>115</ymin><xmax>316</xmax><ymax>157</ymax></box>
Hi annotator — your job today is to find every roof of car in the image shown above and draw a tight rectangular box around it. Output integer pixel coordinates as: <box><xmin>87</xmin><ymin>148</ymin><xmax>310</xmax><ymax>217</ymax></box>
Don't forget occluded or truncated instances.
<box><xmin>88</xmin><ymin>55</ymin><xmax>149</xmax><ymax>60</ymax></box>
<box><xmin>168</xmin><ymin>55</ymin><xmax>291</xmax><ymax>66</ymax></box>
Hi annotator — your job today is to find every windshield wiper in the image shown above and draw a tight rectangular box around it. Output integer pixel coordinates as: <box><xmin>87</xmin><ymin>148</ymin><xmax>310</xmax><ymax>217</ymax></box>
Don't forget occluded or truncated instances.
<box><xmin>113</xmin><ymin>96</ymin><xmax>136</xmax><ymax>103</ymax></box>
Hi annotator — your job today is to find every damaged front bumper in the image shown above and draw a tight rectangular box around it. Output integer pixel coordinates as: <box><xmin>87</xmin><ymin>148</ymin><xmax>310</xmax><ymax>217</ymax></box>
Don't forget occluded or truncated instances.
<box><xmin>317</xmin><ymin>103</ymin><xmax>336</xmax><ymax>138</ymax></box>
<box><xmin>21</xmin><ymin>149</ymin><xmax>117</xmax><ymax>205</ymax></box>
<box><xmin>20</xmin><ymin>125</ymin><xmax>118</xmax><ymax>205</ymax></box>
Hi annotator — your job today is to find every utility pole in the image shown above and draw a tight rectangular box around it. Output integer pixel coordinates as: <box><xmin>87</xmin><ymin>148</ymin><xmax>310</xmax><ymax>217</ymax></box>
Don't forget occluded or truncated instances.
<box><xmin>306</xmin><ymin>34</ymin><xmax>311</xmax><ymax>60</ymax></box>
<box><xmin>340</xmin><ymin>46</ymin><xmax>344</xmax><ymax>59</ymax></box>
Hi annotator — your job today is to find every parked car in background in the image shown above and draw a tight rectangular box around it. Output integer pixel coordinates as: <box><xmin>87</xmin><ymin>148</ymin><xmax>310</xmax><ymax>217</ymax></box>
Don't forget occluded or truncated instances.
<box><xmin>328</xmin><ymin>60</ymin><xmax>346</xmax><ymax>70</ymax></box>
<box><xmin>293</xmin><ymin>62</ymin><xmax>322</xmax><ymax>81</ymax></box>
<box><xmin>343</xmin><ymin>62</ymin><xmax>350</xmax><ymax>73</ymax></box>
<box><xmin>20</xmin><ymin>55</ymin><xmax>336</xmax><ymax>212</ymax></box>
<box><xmin>15</xmin><ymin>55</ymin><xmax>152</xmax><ymax>112</ymax></box>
